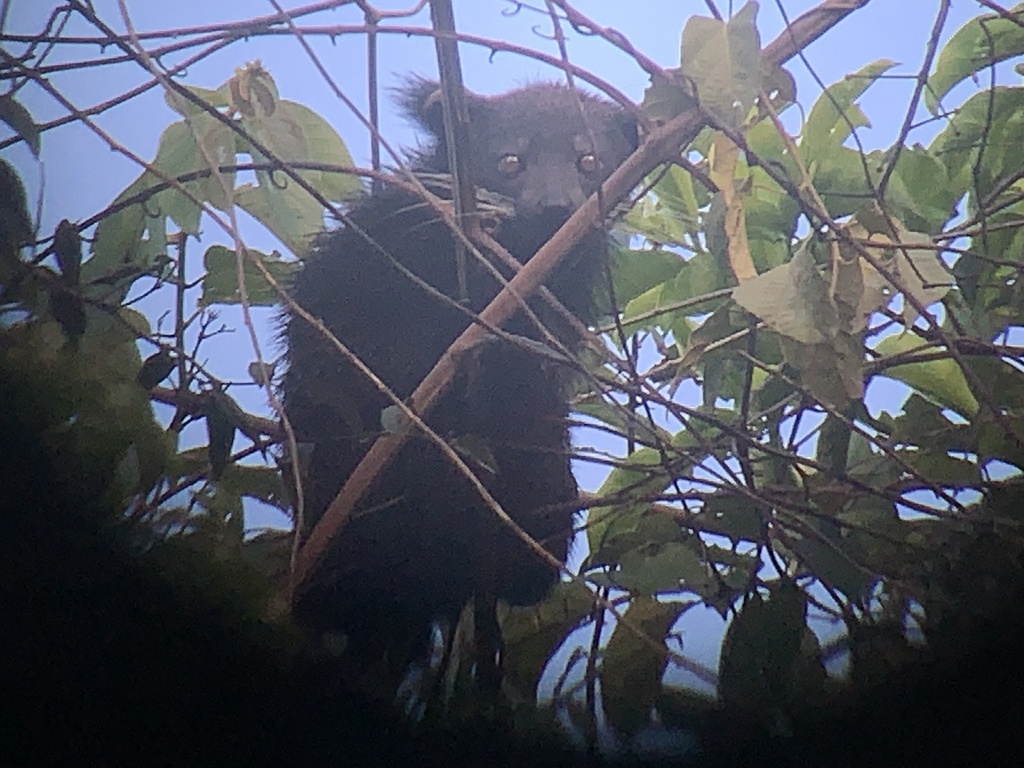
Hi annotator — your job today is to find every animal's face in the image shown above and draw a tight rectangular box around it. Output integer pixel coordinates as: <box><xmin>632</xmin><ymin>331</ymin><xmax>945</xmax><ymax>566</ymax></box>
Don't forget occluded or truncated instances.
<box><xmin>413</xmin><ymin>82</ymin><xmax>638</xmax><ymax>220</ymax></box>
<box><xmin>466</xmin><ymin>85</ymin><xmax>637</xmax><ymax>218</ymax></box>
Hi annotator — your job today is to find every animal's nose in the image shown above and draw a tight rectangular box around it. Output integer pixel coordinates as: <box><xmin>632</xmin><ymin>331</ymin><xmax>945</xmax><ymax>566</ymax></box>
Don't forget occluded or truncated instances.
<box><xmin>517</xmin><ymin>159</ymin><xmax>587</xmax><ymax>216</ymax></box>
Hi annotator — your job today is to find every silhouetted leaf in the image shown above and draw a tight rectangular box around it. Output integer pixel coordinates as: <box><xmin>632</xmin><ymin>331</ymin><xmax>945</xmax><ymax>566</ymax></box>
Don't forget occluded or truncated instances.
<box><xmin>602</xmin><ymin>597</ymin><xmax>691</xmax><ymax>736</ymax></box>
<box><xmin>501</xmin><ymin>580</ymin><xmax>594</xmax><ymax>701</ymax></box>
<box><xmin>137</xmin><ymin>348</ymin><xmax>177</xmax><ymax>389</ymax></box>
<box><xmin>0</xmin><ymin>93</ymin><xmax>40</xmax><ymax>156</ymax></box>
<box><xmin>201</xmin><ymin>244</ymin><xmax>298</xmax><ymax>306</ymax></box>
<box><xmin>205</xmin><ymin>392</ymin><xmax>237</xmax><ymax>480</ymax></box>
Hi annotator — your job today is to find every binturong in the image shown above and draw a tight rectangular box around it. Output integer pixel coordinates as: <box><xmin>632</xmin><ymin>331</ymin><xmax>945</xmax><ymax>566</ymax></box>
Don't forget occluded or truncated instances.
<box><xmin>281</xmin><ymin>77</ymin><xmax>638</xmax><ymax>691</ymax></box>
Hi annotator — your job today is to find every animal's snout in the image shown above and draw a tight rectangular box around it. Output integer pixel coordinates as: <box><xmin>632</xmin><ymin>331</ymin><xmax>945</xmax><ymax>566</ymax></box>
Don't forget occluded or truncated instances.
<box><xmin>516</xmin><ymin>157</ymin><xmax>587</xmax><ymax>216</ymax></box>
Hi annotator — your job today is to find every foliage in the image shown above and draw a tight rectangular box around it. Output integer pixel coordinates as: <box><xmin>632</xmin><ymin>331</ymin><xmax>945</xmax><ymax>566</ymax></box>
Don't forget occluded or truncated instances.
<box><xmin>3</xmin><ymin>0</ymin><xmax>1024</xmax><ymax>754</ymax></box>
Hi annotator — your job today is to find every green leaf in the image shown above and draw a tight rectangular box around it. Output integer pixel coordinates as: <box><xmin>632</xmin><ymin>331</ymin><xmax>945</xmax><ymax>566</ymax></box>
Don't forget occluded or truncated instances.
<box><xmin>812</xmin><ymin>146</ymin><xmax>885</xmax><ymax>220</ymax></box>
<box><xmin>888</xmin><ymin>145</ymin><xmax>958</xmax><ymax>232</ymax></box>
<box><xmin>743</xmin><ymin>186</ymin><xmax>800</xmax><ymax>265</ymax></box>
<box><xmin>786</xmin><ymin>519</ymin><xmax>876</xmax><ymax>600</ymax></box>
<box><xmin>235</xmin><ymin>99</ymin><xmax>361</xmax><ymax>254</ymax></box>
<box><xmin>699</xmin><ymin>495</ymin><xmax>764</xmax><ymax>544</ymax></box>
<box><xmin>156</xmin><ymin>117</ymin><xmax>238</xmax><ymax>228</ymax></box>
<box><xmin>655</xmin><ymin>687</ymin><xmax>716</xmax><ymax>732</ymax></box>
<box><xmin>588</xmin><ymin>447</ymin><xmax>672</xmax><ymax>554</ymax></box>
<box><xmin>82</xmin><ymin>180</ymin><xmax>149</xmax><ymax>297</ymax></box>
<box><xmin>718</xmin><ymin>584</ymin><xmax>819</xmax><ymax>713</ymax></box>
<box><xmin>899</xmin><ymin>449</ymin><xmax>981</xmax><ymax>486</ymax></box>
<box><xmin>781</xmin><ymin>330</ymin><xmax>864</xmax><ymax>407</ymax></box>
<box><xmin>641</xmin><ymin>70</ymin><xmax>698</xmax><ymax>124</ymax></box>
<box><xmin>277</xmin><ymin>101</ymin><xmax>362</xmax><ymax>203</ymax></box>
<box><xmin>164</xmin><ymin>84</ymin><xmax>231</xmax><ymax>117</ymax></box>
<box><xmin>0</xmin><ymin>94</ymin><xmax>40</xmax><ymax>157</ymax></box>
<box><xmin>83</xmin><ymin>114</ymin><xmax>236</xmax><ymax>301</ymax></box>
<box><xmin>680</xmin><ymin>1</ymin><xmax>762</xmax><ymax>128</ymax></box>
<box><xmin>101</xmin><ymin>118</ymin><xmax>237</xmax><ymax>240</ymax></box>
<box><xmin>602</xmin><ymin>597</ymin><xmax>690</xmax><ymax>736</ymax></box>
<box><xmin>2</xmin><ymin>308</ymin><xmax>168</xmax><ymax>498</ymax></box>
<box><xmin>802</xmin><ymin>60</ymin><xmax>898</xmax><ymax>165</ymax></box>
<box><xmin>167</xmin><ymin>446</ymin><xmax>214</xmax><ymax>478</ymax></box>
<box><xmin>600</xmin><ymin>245</ymin><xmax>683</xmax><ymax>318</ymax></box>
<box><xmin>501</xmin><ymin>580</ymin><xmax>594</xmax><ymax>701</ymax></box>
<box><xmin>236</xmin><ymin>180</ymin><xmax>325</xmax><ymax>257</ymax></box>
<box><xmin>652</xmin><ymin>163</ymin><xmax>699</xmax><ymax>223</ymax></box>
<box><xmin>136</xmin><ymin>348</ymin><xmax>176</xmax><ymax>389</ymax></box>
<box><xmin>611</xmin><ymin>541</ymin><xmax>707</xmax><ymax>594</ymax></box>
<box><xmin>199</xmin><ymin>481</ymin><xmax>244</xmax><ymax>525</ymax></box>
<box><xmin>978</xmin><ymin>416</ymin><xmax>1024</xmax><ymax>470</ymax></box>
<box><xmin>705</xmin><ymin>545</ymin><xmax>761</xmax><ymax>591</ymax></box>
<box><xmin>588</xmin><ymin>507</ymin><xmax>685</xmax><ymax>571</ymax></box>
<box><xmin>48</xmin><ymin>290</ymin><xmax>86</xmax><ymax>344</ymax></box>
<box><xmin>620</xmin><ymin>281</ymin><xmax>673</xmax><ymax>334</ymax></box>
<box><xmin>678</xmin><ymin>301</ymin><xmax>744</xmax><ymax>369</ymax></box>
<box><xmin>816</xmin><ymin>412</ymin><xmax>853</xmax><ymax>476</ymax></box>
<box><xmin>588</xmin><ymin>428</ymin><xmax>703</xmax><ymax>563</ymax></box>
<box><xmin>926</xmin><ymin>3</ymin><xmax>1024</xmax><ymax>113</ymax></box>
<box><xmin>53</xmin><ymin>220</ymin><xmax>83</xmax><ymax>288</ymax></box>
<box><xmin>0</xmin><ymin>159</ymin><xmax>32</xmax><ymax>263</ymax></box>
<box><xmin>622</xmin><ymin>164</ymin><xmax>700</xmax><ymax>247</ymax></box>
<box><xmin>204</xmin><ymin>392</ymin><xmax>237</xmax><ymax>480</ymax></box>
<box><xmin>888</xmin><ymin>392</ymin><xmax>958</xmax><ymax>445</ymax></box>
<box><xmin>200</xmin><ymin>244</ymin><xmax>299</xmax><ymax>306</ymax></box>
<box><xmin>217</xmin><ymin>463</ymin><xmax>289</xmax><ymax>511</ymax></box>
<box><xmin>845</xmin><ymin>432</ymin><xmax>900</xmax><ymax>486</ymax></box>
<box><xmin>931</xmin><ymin>86</ymin><xmax>1024</xmax><ymax>199</ymax></box>
<box><xmin>619</xmin><ymin>250</ymin><xmax>730</xmax><ymax>341</ymax></box>
<box><xmin>241</xmin><ymin>529</ymin><xmax>293</xmax><ymax>584</ymax></box>
<box><xmin>875</xmin><ymin>333</ymin><xmax>979</xmax><ymax>418</ymax></box>
<box><xmin>732</xmin><ymin>240</ymin><xmax>837</xmax><ymax>344</ymax></box>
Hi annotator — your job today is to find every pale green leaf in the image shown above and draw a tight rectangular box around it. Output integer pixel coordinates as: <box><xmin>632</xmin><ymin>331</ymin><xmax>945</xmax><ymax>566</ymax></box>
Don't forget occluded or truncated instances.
<box><xmin>875</xmin><ymin>333</ymin><xmax>979</xmax><ymax>418</ymax></box>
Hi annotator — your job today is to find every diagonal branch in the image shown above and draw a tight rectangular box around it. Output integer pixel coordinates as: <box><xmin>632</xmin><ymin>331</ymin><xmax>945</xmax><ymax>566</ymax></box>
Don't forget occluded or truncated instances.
<box><xmin>292</xmin><ymin>0</ymin><xmax>874</xmax><ymax>592</ymax></box>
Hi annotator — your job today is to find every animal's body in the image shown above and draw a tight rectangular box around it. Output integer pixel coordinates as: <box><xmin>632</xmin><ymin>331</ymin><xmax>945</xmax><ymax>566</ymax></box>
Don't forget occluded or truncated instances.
<box><xmin>282</xmin><ymin>79</ymin><xmax>637</xmax><ymax>671</ymax></box>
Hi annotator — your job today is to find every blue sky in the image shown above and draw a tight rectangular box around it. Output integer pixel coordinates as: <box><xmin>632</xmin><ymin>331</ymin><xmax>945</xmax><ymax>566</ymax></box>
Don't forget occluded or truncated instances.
<box><xmin>7</xmin><ymin>1</ymin><xmax>983</xmax><ymax>232</ymax></box>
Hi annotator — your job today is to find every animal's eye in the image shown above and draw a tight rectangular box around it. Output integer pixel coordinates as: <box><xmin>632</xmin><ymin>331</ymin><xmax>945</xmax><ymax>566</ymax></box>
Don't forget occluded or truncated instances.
<box><xmin>578</xmin><ymin>153</ymin><xmax>600</xmax><ymax>174</ymax></box>
<box><xmin>498</xmin><ymin>154</ymin><xmax>522</xmax><ymax>176</ymax></box>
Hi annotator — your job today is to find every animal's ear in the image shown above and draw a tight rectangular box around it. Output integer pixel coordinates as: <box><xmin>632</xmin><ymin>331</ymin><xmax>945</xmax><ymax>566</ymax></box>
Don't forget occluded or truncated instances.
<box><xmin>397</xmin><ymin>76</ymin><xmax>442</xmax><ymax>133</ymax></box>
<box><xmin>397</xmin><ymin>76</ymin><xmax>489</xmax><ymax>139</ymax></box>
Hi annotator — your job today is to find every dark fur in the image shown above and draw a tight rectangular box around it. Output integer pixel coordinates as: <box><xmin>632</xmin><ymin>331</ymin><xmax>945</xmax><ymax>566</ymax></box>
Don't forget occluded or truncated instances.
<box><xmin>282</xmin><ymin>80</ymin><xmax>638</xmax><ymax>670</ymax></box>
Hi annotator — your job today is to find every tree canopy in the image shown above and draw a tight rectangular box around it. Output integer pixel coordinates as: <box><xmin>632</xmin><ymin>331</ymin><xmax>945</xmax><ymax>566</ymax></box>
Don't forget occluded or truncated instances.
<box><xmin>3</xmin><ymin>0</ymin><xmax>1024</xmax><ymax>757</ymax></box>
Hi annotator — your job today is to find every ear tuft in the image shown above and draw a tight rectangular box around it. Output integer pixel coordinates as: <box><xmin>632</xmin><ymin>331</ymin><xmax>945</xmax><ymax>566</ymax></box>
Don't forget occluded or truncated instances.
<box><xmin>395</xmin><ymin>76</ymin><xmax>492</xmax><ymax>142</ymax></box>
<box><xmin>394</xmin><ymin>75</ymin><xmax>444</xmax><ymax>135</ymax></box>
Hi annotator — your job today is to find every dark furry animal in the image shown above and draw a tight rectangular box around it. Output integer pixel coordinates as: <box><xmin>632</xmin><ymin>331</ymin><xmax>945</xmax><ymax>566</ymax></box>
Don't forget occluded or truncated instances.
<box><xmin>282</xmin><ymin>80</ymin><xmax>638</xmax><ymax>672</ymax></box>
